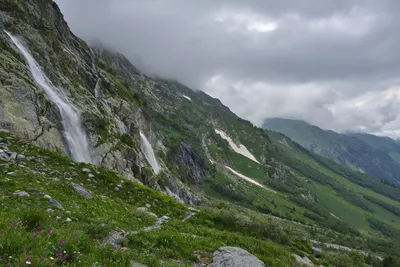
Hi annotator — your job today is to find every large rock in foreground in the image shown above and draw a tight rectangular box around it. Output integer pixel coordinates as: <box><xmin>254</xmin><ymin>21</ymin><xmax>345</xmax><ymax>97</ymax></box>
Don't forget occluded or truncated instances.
<box><xmin>208</xmin><ymin>247</ymin><xmax>265</xmax><ymax>267</ymax></box>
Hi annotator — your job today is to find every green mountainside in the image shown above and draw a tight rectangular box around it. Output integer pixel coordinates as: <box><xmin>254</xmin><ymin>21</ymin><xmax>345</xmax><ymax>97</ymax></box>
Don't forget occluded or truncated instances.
<box><xmin>348</xmin><ymin>133</ymin><xmax>400</xmax><ymax>164</ymax></box>
<box><xmin>264</xmin><ymin>118</ymin><xmax>400</xmax><ymax>187</ymax></box>
<box><xmin>1</xmin><ymin>0</ymin><xmax>400</xmax><ymax>266</ymax></box>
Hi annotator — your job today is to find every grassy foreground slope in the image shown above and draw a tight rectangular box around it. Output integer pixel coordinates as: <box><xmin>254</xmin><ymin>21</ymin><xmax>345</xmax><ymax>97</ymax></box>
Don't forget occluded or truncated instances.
<box><xmin>1</xmin><ymin>132</ymin><xmax>399</xmax><ymax>266</ymax></box>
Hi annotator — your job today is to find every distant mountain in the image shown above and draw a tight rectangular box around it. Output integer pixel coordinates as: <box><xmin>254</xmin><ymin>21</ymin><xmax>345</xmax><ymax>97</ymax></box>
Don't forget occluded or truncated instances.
<box><xmin>348</xmin><ymin>133</ymin><xmax>400</xmax><ymax>164</ymax></box>
<box><xmin>263</xmin><ymin>118</ymin><xmax>400</xmax><ymax>187</ymax></box>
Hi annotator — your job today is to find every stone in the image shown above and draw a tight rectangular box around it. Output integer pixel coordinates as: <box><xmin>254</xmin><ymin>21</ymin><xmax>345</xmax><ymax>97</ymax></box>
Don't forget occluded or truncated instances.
<box><xmin>208</xmin><ymin>247</ymin><xmax>265</xmax><ymax>267</ymax></box>
<box><xmin>0</xmin><ymin>164</ymin><xmax>9</xmax><ymax>168</ymax></box>
<box><xmin>0</xmin><ymin>149</ymin><xmax>9</xmax><ymax>161</ymax></box>
<box><xmin>7</xmin><ymin>172</ymin><xmax>16</xmax><ymax>176</ymax></box>
<box><xmin>82</xmin><ymin>168</ymin><xmax>91</xmax><ymax>173</ymax></box>
<box><xmin>293</xmin><ymin>254</ymin><xmax>314</xmax><ymax>266</ymax></box>
<box><xmin>43</xmin><ymin>194</ymin><xmax>52</xmax><ymax>199</ymax></box>
<box><xmin>137</xmin><ymin>207</ymin><xmax>148</xmax><ymax>212</ymax></box>
<box><xmin>12</xmin><ymin>191</ymin><xmax>30</xmax><ymax>197</ymax></box>
<box><xmin>10</xmin><ymin>152</ymin><xmax>17</xmax><ymax>160</ymax></box>
<box><xmin>26</xmin><ymin>188</ymin><xmax>41</xmax><ymax>195</ymax></box>
<box><xmin>17</xmin><ymin>154</ymin><xmax>26</xmax><ymax>160</ymax></box>
<box><xmin>88</xmin><ymin>173</ymin><xmax>95</xmax><ymax>178</ymax></box>
<box><xmin>46</xmin><ymin>208</ymin><xmax>55</xmax><ymax>214</ymax></box>
<box><xmin>145</xmin><ymin>203</ymin><xmax>151</xmax><ymax>208</ymax></box>
<box><xmin>49</xmin><ymin>199</ymin><xmax>64</xmax><ymax>210</ymax></box>
<box><xmin>66</xmin><ymin>218</ymin><xmax>72</xmax><ymax>222</ymax></box>
<box><xmin>72</xmin><ymin>183</ymin><xmax>93</xmax><ymax>199</ymax></box>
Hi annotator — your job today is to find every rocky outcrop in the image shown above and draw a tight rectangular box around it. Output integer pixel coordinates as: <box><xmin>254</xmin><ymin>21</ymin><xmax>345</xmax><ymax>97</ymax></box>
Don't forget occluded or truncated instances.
<box><xmin>208</xmin><ymin>247</ymin><xmax>265</xmax><ymax>267</ymax></box>
<box><xmin>176</xmin><ymin>141</ymin><xmax>205</xmax><ymax>188</ymax></box>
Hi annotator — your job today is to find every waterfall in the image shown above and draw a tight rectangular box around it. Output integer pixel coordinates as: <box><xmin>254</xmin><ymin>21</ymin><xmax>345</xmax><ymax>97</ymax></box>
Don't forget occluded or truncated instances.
<box><xmin>6</xmin><ymin>32</ymin><xmax>93</xmax><ymax>163</ymax></box>
<box><xmin>140</xmin><ymin>131</ymin><xmax>161</xmax><ymax>174</ymax></box>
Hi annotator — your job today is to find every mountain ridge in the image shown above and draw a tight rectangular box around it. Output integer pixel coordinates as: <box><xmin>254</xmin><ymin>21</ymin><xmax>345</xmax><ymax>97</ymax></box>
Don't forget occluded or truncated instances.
<box><xmin>264</xmin><ymin>118</ymin><xmax>400</xmax><ymax>187</ymax></box>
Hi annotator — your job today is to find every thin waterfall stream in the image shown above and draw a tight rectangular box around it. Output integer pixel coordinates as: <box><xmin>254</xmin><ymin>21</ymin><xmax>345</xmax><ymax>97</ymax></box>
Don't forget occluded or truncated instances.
<box><xmin>6</xmin><ymin>31</ymin><xmax>93</xmax><ymax>163</ymax></box>
<box><xmin>140</xmin><ymin>131</ymin><xmax>161</xmax><ymax>174</ymax></box>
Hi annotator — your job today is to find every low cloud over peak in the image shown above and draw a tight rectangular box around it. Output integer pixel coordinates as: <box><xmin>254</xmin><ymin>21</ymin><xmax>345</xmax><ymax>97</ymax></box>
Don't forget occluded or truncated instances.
<box><xmin>57</xmin><ymin>0</ymin><xmax>400</xmax><ymax>138</ymax></box>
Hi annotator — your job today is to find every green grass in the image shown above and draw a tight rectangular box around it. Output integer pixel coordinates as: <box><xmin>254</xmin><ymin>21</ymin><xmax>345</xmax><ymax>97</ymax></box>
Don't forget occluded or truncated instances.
<box><xmin>0</xmin><ymin>131</ymin><xmax>308</xmax><ymax>266</ymax></box>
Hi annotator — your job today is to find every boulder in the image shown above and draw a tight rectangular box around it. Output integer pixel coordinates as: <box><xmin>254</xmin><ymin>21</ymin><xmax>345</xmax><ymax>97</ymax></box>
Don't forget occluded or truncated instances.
<box><xmin>72</xmin><ymin>183</ymin><xmax>93</xmax><ymax>199</ymax></box>
<box><xmin>293</xmin><ymin>254</ymin><xmax>314</xmax><ymax>266</ymax></box>
<box><xmin>10</xmin><ymin>152</ymin><xmax>17</xmax><ymax>160</ymax></box>
<box><xmin>0</xmin><ymin>149</ymin><xmax>9</xmax><ymax>161</ymax></box>
<box><xmin>17</xmin><ymin>154</ymin><xmax>26</xmax><ymax>160</ymax></box>
<box><xmin>208</xmin><ymin>247</ymin><xmax>265</xmax><ymax>267</ymax></box>
<box><xmin>12</xmin><ymin>191</ymin><xmax>30</xmax><ymax>197</ymax></box>
<box><xmin>49</xmin><ymin>199</ymin><xmax>64</xmax><ymax>210</ymax></box>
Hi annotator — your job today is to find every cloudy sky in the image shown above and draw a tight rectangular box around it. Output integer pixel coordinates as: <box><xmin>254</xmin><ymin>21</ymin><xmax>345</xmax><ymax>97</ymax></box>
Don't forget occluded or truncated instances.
<box><xmin>56</xmin><ymin>0</ymin><xmax>400</xmax><ymax>138</ymax></box>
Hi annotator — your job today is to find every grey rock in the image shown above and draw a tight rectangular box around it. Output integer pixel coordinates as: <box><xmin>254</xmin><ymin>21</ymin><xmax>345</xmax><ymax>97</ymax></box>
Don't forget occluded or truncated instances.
<box><xmin>12</xmin><ymin>191</ymin><xmax>30</xmax><ymax>197</ymax></box>
<box><xmin>82</xmin><ymin>168</ymin><xmax>91</xmax><ymax>173</ymax></box>
<box><xmin>17</xmin><ymin>154</ymin><xmax>26</xmax><ymax>160</ymax></box>
<box><xmin>72</xmin><ymin>183</ymin><xmax>93</xmax><ymax>199</ymax></box>
<box><xmin>10</xmin><ymin>152</ymin><xmax>17</xmax><ymax>160</ymax></box>
<box><xmin>0</xmin><ymin>149</ymin><xmax>9</xmax><ymax>161</ymax></box>
<box><xmin>26</xmin><ymin>188</ymin><xmax>41</xmax><ymax>195</ymax></box>
<box><xmin>145</xmin><ymin>203</ymin><xmax>151</xmax><ymax>208</ymax></box>
<box><xmin>0</xmin><ymin>164</ymin><xmax>9</xmax><ymax>168</ymax></box>
<box><xmin>208</xmin><ymin>247</ymin><xmax>265</xmax><ymax>267</ymax></box>
<box><xmin>177</xmin><ymin>142</ymin><xmax>205</xmax><ymax>187</ymax></box>
<box><xmin>7</xmin><ymin>172</ymin><xmax>16</xmax><ymax>176</ymax></box>
<box><xmin>49</xmin><ymin>199</ymin><xmax>64</xmax><ymax>210</ymax></box>
<box><xmin>88</xmin><ymin>173</ymin><xmax>95</xmax><ymax>178</ymax></box>
<box><xmin>293</xmin><ymin>254</ymin><xmax>314</xmax><ymax>266</ymax></box>
<box><xmin>46</xmin><ymin>208</ymin><xmax>55</xmax><ymax>214</ymax></box>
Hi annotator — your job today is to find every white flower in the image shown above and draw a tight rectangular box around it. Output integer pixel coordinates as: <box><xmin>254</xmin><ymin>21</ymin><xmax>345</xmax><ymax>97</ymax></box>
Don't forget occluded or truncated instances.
<box><xmin>25</xmin><ymin>261</ymin><xmax>32</xmax><ymax>265</ymax></box>
<box><xmin>50</xmin><ymin>257</ymin><xmax>54</xmax><ymax>260</ymax></box>
<box><xmin>8</xmin><ymin>256</ymin><xmax>12</xmax><ymax>259</ymax></box>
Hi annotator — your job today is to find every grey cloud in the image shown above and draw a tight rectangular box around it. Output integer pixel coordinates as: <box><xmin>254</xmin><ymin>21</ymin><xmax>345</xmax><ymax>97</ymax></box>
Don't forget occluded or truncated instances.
<box><xmin>56</xmin><ymin>0</ymin><xmax>400</xmax><ymax>137</ymax></box>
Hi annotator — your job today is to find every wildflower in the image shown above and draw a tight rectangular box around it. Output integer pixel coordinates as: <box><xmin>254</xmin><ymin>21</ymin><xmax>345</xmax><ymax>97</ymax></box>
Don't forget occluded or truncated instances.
<box><xmin>50</xmin><ymin>257</ymin><xmax>54</xmax><ymax>260</ymax></box>
<box><xmin>9</xmin><ymin>256</ymin><xmax>12</xmax><ymax>259</ymax></box>
<box><xmin>25</xmin><ymin>261</ymin><xmax>32</xmax><ymax>265</ymax></box>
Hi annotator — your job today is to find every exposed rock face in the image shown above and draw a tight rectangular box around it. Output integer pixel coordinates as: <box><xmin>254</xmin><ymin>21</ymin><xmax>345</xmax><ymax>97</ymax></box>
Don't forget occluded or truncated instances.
<box><xmin>208</xmin><ymin>247</ymin><xmax>265</xmax><ymax>267</ymax></box>
<box><xmin>177</xmin><ymin>141</ymin><xmax>205</xmax><ymax>188</ymax></box>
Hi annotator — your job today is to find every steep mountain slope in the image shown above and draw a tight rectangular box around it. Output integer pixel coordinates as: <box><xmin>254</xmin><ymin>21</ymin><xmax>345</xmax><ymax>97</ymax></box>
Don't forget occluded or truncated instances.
<box><xmin>264</xmin><ymin>118</ymin><xmax>400</xmax><ymax>187</ymax></box>
<box><xmin>1</xmin><ymin>0</ymin><xmax>400</xmax><ymax>266</ymax></box>
<box><xmin>349</xmin><ymin>132</ymin><xmax>400</xmax><ymax>164</ymax></box>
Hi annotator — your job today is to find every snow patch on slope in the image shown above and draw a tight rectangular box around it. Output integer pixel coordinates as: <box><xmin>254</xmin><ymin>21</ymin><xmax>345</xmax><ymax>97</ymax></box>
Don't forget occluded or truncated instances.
<box><xmin>182</xmin><ymin>95</ymin><xmax>192</xmax><ymax>101</ymax></box>
<box><xmin>225</xmin><ymin>166</ymin><xmax>275</xmax><ymax>193</ymax></box>
<box><xmin>215</xmin><ymin>129</ymin><xmax>260</xmax><ymax>164</ymax></box>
